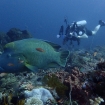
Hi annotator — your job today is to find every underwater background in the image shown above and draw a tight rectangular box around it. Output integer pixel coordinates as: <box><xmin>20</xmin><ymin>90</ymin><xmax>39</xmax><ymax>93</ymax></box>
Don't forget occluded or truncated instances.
<box><xmin>0</xmin><ymin>1</ymin><xmax>105</xmax><ymax>105</ymax></box>
<box><xmin>0</xmin><ymin>0</ymin><xmax>105</xmax><ymax>49</ymax></box>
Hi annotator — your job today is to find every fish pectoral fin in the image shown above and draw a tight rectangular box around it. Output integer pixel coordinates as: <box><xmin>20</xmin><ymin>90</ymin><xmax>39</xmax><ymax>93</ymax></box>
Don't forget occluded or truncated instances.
<box><xmin>25</xmin><ymin>63</ymin><xmax>38</xmax><ymax>72</ymax></box>
<box><xmin>47</xmin><ymin>62</ymin><xmax>60</xmax><ymax>68</ymax></box>
<box><xmin>44</xmin><ymin>41</ymin><xmax>61</xmax><ymax>51</ymax></box>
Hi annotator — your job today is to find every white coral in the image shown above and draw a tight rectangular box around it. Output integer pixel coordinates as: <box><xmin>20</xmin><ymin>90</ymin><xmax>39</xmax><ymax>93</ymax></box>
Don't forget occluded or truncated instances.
<box><xmin>24</xmin><ymin>87</ymin><xmax>54</xmax><ymax>103</ymax></box>
<box><xmin>89</xmin><ymin>97</ymin><xmax>104</xmax><ymax>105</ymax></box>
<box><xmin>25</xmin><ymin>97</ymin><xmax>43</xmax><ymax>105</ymax></box>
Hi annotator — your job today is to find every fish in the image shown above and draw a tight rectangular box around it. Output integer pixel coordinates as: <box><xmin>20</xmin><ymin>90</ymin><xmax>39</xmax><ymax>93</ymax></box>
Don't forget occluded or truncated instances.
<box><xmin>7</xmin><ymin>63</ymin><xmax>15</xmax><ymax>66</ymax></box>
<box><xmin>0</xmin><ymin>38</ymin><xmax>70</xmax><ymax>73</ymax></box>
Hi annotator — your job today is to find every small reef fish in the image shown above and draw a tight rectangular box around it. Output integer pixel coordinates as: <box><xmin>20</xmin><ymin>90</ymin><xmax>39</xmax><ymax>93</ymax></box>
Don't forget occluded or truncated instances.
<box><xmin>7</xmin><ymin>63</ymin><xmax>14</xmax><ymax>66</ymax></box>
<box><xmin>0</xmin><ymin>38</ymin><xmax>70</xmax><ymax>73</ymax></box>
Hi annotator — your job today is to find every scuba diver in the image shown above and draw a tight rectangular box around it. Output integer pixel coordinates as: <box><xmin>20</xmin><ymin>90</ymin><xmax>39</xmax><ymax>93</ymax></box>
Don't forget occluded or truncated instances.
<box><xmin>58</xmin><ymin>25</ymin><xmax>64</xmax><ymax>36</ymax></box>
<box><xmin>57</xmin><ymin>20</ymin><xmax>105</xmax><ymax>45</ymax></box>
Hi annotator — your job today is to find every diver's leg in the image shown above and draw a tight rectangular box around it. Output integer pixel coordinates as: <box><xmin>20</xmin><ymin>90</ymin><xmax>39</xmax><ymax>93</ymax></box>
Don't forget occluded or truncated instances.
<box><xmin>92</xmin><ymin>20</ymin><xmax>105</xmax><ymax>35</ymax></box>
<box><xmin>59</xmin><ymin>25</ymin><xmax>64</xmax><ymax>35</ymax></box>
<box><xmin>63</xmin><ymin>37</ymin><xmax>69</xmax><ymax>45</ymax></box>
<box><xmin>77</xmin><ymin>39</ymin><xmax>80</xmax><ymax>45</ymax></box>
<box><xmin>70</xmin><ymin>39</ymin><xmax>72</xmax><ymax>45</ymax></box>
<box><xmin>92</xmin><ymin>25</ymin><xmax>101</xmax><ymax>35</ymax></box>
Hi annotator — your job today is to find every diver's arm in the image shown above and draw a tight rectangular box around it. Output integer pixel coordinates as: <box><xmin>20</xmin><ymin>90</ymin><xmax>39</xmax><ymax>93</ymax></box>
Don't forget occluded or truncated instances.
<box><xmin>57</xmin><ymin>25</ymin><xmax>64</xmax><ymax>38</ymax></box>
<box><xmin>56</xmin><ymin>34</ymin><xmax>61</xmax><ymax>38</ymax></box>
<box><xmin>77</xmin><ymin>33</ymin><xmax>88</xmax><ymax>38</ymax></box>
<box><xmin>70</xmin><ymin>32</ymin><xmax>88</xmax><ymax>39</ymax></box>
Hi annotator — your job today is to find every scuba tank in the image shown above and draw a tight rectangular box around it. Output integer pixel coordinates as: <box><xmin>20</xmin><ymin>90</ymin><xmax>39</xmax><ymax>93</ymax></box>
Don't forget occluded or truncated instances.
<box><xmin>76</xmin><ymin>20</ymin><xmax>87</xmax><ymax>27</ymax></box>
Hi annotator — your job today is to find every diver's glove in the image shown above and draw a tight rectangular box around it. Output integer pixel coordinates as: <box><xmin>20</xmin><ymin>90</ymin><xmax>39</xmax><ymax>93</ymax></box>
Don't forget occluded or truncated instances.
<box><xmin>70</xmin><ymin>32</ymin><xmax>78</xmax><ymax>37</ymax></box>
<box><xmin>56</xmin><ymin>34</ymin><xmax>61</xmax><ymax>38</ymax></box>
<box><xmin>56</xmin><ymin>34</ymin><xmax>66</xmax><ymax>38</ymax></box>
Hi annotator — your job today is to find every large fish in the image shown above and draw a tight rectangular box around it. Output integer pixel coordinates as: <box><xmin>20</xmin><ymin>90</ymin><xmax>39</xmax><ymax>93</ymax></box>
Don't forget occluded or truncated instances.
<box><xmin>0</xmin><ymin>38</ymin><xmax>70</xmax><ymax>73</ymax></box>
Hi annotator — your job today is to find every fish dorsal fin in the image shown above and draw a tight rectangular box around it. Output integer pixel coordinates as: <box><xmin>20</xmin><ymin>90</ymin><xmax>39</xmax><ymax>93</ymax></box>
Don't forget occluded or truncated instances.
<box><xmin>44</xmin><ymin>41</ymin><xmax>61</xmax><ymax>51</ymax></box>
<box><xmin>25</xmin><ymin>63</ymin><xmax>38</xmax><ymax>73</ymax></box>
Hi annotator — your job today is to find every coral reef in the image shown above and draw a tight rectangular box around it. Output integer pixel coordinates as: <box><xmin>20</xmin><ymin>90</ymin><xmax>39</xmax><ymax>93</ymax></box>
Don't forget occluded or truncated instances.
<box><xmin>7</xmin><ymin>28</ymin><xmax>32</xmax><ymax>41</ymax></box>
<box><xmin>0</xmin><ymin>73</ymin><xmax>18</xmax><ymax>91</ymax></box>
<box><xmin>43</xmin><ymin>68</ymin><xmax>89</xmax><ymax>105</ymax></box>
<box><xmin>19</xmin><ymin>82</ymin><xmax>34</xmax><ymax>91</ymax></box>
<box><xmin>0</xmin><ymin>32</ymin><xmax>10</xmax><ymax>46</ymax></box>
<box><xmin>97</xmin><ymin>61</ymin><xmax>105</xmax><ymax>70</ymax></box>
<box><xmin>43</xmin><ymin>66</ymin><xmax>105</xmax><ymax>105</ymax></box>
<box><xmin>24</xmin><ymin>87</ymin><xmax>55</xmax><ymax>104</ymax></box>
<box><xmin>89</xmin><ymin>97</ymin><xmax>104</xmax><ymax>105</ymax></box>
<box><xmin>0</xmin><ymin>28</ymin><xmax>33</xmax><ymax>54</ymax></box>
<box><xmin>1</xmin><ymin>32</ymin><xmax>105</xmax><ymax>105</ymax></box>
<box><xmin>25</xmin><ymin>97</ymin><xmax>43</xmax><ymax>105</ymax></box>
<box><xmin>43</xmin><ymin>74</ymin><xmax>68</xmax><ymax>97</ymax></box>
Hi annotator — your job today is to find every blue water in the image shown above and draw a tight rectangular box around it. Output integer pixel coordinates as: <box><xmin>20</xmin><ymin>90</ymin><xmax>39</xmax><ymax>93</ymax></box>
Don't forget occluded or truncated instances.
<box><xmin>0</xmin><ymin>0</ymin><xmax>105</xmax><ymax>49</ymax></box>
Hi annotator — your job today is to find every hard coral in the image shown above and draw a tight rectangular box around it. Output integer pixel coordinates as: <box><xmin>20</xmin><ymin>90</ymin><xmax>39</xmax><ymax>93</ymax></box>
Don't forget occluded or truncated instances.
<box><xmin>19</xmin><ymin>82</ymin><xmax>34</xmax><ymax>91</ymax></box>
<box><xmin>7</xmin><ymin>28</ymin><xmax>32</xmax><ymax>42</ymax></box>
<box><xmin>63</xmin><ymin>67</ymin><xmax>90</xmax><ymax>105</ymax></box>
<box><xmin>25</xmin><ymin>97</ymin><xmax>43</xmax><ymax>105</ymax></box>
<box><xmin>97</xmin><ymin>61</ymin><xmax>105</xmax><ymax>70</ymax></box>
<box><xmin>43</xmin><ymin>73</ymin><xmax>68</xmax><ymax>97</ymax></box>
<box><xmin>24</xmin><ymin>87</ymin><xmax>54</xmax><ymax>104</ymax></box>
<box><xmin>0</xmin><ymin>73</ymin><xmax>17</xmax><ymax>90</ymax></box>
<box><xmin>44</xmin><ymin>67</ymin><xmax>92</xmax><ymax>105</ymax></box>
<box><xmin>0</xmin><ymin>31</ymin><xmax>10</xmax><ymax>46</ymax></box>
<box><xmin>89</xmin><ymin>97</ymin><xmax>104</xmax><ymax>105</ymax></box>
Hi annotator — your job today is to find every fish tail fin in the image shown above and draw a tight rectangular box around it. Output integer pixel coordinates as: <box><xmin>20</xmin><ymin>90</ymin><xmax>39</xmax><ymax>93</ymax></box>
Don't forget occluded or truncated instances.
<box><xmin>59</xmin><ymin>51</ymin><xmax>70</xmax><ymax>67</ymax></box>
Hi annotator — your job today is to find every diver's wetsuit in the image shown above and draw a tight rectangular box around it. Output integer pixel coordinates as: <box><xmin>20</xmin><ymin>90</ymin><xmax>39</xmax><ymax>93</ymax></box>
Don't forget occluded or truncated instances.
<box><xmin>85</xmin><ymin>28</ymin><xmax>93</xmax><ymax>36</ymax></box>
<box><xmin>63</xmin><ymin>23</ymin><xmax>94</xmax><ymax>45</ymax></box>
<box><xmin>63</xmin><ymin>24</ymin><xmax>81</xmax><ymax>45</ymax></box>
<box><xmin>59</xmin><ymin>25</ymin><xmax>64</xmax><ymax>35</ymax></box>
<box><xmin>59</xmin><ymin>19</ymin><xmax>105</xmax><ymax>46</ymax></box>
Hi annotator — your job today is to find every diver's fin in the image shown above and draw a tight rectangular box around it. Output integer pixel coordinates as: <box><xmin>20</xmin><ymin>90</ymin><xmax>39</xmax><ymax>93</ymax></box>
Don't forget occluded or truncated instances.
<box><xmin>25</xmin><ymin>63</ymin><xmax>38</xmax><ymax>72</ymax></box>
<box><xmin>59</xmin><ymin>51</ymin><xmax>70</xmax><ymax>67</ymax></box>
<box><xmin>44</xmin><ymin>41</ymin><xmax>61</xmax><ymax>51</ymax></box>
<box><xmin>47</xmin><ymin>62</ymin><xmax>60</xmax><ymax>68</ymax></box>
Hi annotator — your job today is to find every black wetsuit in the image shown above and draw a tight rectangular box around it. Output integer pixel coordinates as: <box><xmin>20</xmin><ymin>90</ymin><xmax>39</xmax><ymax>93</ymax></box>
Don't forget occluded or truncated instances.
<box><xmin>63</xmin><ymin>24</ymin><xmax>81</xmax><ymax>45</ymax></box>
<box><xmin>63</xmin><ymin>23</ymin><xmax>93</xmax><ymax>45</ymax></box>
<box><xmin>59</xmin><ymin>25</ymin><xmax>64</xmax><ymax>35</ymax></box>
<box><xmin>59</xmin><ymin>22</ymin><xmax>93</xmax><ymax>45</ymax></box>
